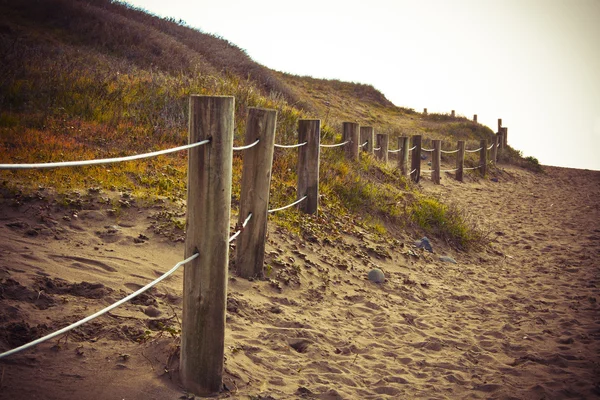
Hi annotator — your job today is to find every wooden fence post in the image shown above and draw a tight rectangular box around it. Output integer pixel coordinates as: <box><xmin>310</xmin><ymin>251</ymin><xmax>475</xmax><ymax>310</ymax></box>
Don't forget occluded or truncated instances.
<box><xmin>423</xmin><ymin>108</ymin><xmax>428</xmax><ymax>115</ymax></box>
<box><xmin>456</xmin><ymin>140</ymin><xmax>465</xmax><ymax>182</ymax></box>
<box><xmin>398</xmin><ymin>136</ymin><xmax>409</xmax><ymax>176</ymax></box>
<box><xmin>451</xmin><ymin>110</ymin><xmax>455</xmax><ymax>118</ymax></box>
<box><xmin>432</xmin><ymin>139</ymin><xmax>441</xmax><ymax>184</ymax></box>
<box><xmin>498</xmin><ymin>118</ymin><xmax>502</xmax><ymax>132</ymax></box>
<box><xmin>342</xmin><ymin>122</ymin><xmax>359</xmax><ymax>160</ymax></box>
<box><xmin>473</xmin><ymin>114</ymin><xmax>478</xmax><ymax>123</ymax></box>
<box><xmin>410</xmin><ymin>135</ymin><xmax>422</xmax><ymax>183</ymax></box>
<box><xmin>502</xmin><ymin>127</ymin><xmax>508</xmax><ymax>147</ymax></box>
<box><xmin>491</xmin><ymin>134</ymin><xmax>498</xmax><ymax>165</ymax></box>
<box><xmin>360</xmin><ymin>126</ymin><xmax>374</xmax><ymax>154</ymax></box>
<box><xmin>236</xmin><ymin>108</ymin><xmax>277</xmax><ymax>279</ymax></box>
<box><xmin>497</xmin><ymin>130</ymin><xmax>504</xmax><ymax>151</ymax></box>
<box><xmin>181</xmin><ymin>95</ymin><xmax>234</xmax><ymax>396</ymax></box>
<box><xmin>297</xmin><ymin>119</ymin><xmax>320</xmax><ymax>215</ymax></box>
<box><xmin>479</xmin><ymin>139</ymin><xmax>488</xmax><ymax>177</ymax></box>
<box><xmin>376</xmin><ymin>133</ymin><xmax>389</xmax><ymax>163</ymax></box>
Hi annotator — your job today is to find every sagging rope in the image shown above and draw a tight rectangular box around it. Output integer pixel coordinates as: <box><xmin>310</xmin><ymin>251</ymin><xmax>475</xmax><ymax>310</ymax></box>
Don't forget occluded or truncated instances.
<box><xmin>0</xmin><ymin>140</ymin><xmax>211</xmax><ymax>170</ymax></box>
<box><xmin>233</xmin><ymin>139</ymin><xmax>260</xmax><ymax>151</ymax></box>
<box><xmin>268</xmin><ymin>196</ymin><xmax>307</xmax><ymax>213</ymax></box>
<box><xmin>274</xmin><ymin>142</ymin><xmax>307</xmax><ymax>149</ymax></box>
<box><xmin>229</xmin><ymin>213</ymin><xmax>253</xmax><ymax>243</ymax></box>
<box><xmin>320</xmin><ymin>140</ymin><xmax>350</xmax><ymax>148</ymax></box>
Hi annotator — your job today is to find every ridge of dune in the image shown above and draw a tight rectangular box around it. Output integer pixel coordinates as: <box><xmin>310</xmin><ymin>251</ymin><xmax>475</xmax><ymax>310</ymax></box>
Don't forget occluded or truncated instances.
<box><xmin>0</xmin><ymin>164</ymin><xmax>599</xmax><ymax>399</ymax></box>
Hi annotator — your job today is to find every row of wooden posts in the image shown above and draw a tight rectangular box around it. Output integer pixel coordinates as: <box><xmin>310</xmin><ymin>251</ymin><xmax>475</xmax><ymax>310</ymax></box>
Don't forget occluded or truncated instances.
<box><xmin>180</xmin><ymin>95</ymin><xmax>508</xmax><ymax>396</ymax></box>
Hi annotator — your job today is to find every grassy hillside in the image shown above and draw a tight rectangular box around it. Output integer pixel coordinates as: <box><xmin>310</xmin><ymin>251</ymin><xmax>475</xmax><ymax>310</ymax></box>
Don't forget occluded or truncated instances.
<box><xmin>0</xmin><ymin>0</ymin><xmax>506</xmax><ymax>249</ymax></box>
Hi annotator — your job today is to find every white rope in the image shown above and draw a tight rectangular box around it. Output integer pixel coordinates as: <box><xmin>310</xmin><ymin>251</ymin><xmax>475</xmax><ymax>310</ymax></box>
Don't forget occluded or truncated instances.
<box><xmin>410</xmin><ymin>168</ymin><xmax>417</xmax><ymax>175</ymax></box>
<box><xmin>441</xmin><ymin>168</ymin><xmax>459</xmax><ymax>172</ymax></box>
<box><xmin>232</xmin><ymin>139</ymin><xmax>260</xmax><ymax>151</ymax></box>
<box><xmin>464</xmin><ymin>165</ymin><xmax>481</xmax><ymax>170</ymax></box>
<box><xmin>421</xmin><ymin>148</ymin><xmax>434</xmax><ymax>152</ymax></box>
<box><xmin>360</xmin><ymin>141</ymin><xmax>368</xmax><ymax>148</ymax></box>
<box><xmin>274</xmin><ymin>142</ymin><xmax>307</xmax><ymax>149</ymax></box>
<box><xmin>268</xmin><ymin>196</ymin><xmax>307</xmax><ymax>213</ymax></box>
<box><xmin>441</xmin><ymin>149</ymin><xmax>459</xmax><ymax>154</ymax></box>
<box><xmin>408</xmin><ymin>146</ymin><xmax>417</xmax><ymax>151</ymax></box>
<box><xmin>320</xmin><ymin>140</ymin><xmax>350</xmax><ymax>148</ymax></box>
<box><xmin>373</xmin><ymin>147</ymin><xmax>381</xmax><ymax>151</ymax></box>
<box><xmin>465</xmin><ymin>147</ymin><xmax>483</xmax><ymax>153</ymax></box>
<box><xmin>0</xmin><ymin>140</ymin><xmax>211</xmax><ymax>170</ymax></box>
<box><xmin>228</xmin><ymin>213</ymin><xmax>253</xmax><ymax>243</ymax></box>
<box><xmin>388</xmin><ymin>149</ymin><xmax>401</xmax><ymax>153</ymax></box>
<box><xmin>421</xmin><ymin>169</ymin><xmax>433</xmax><ymax>173</ymax></box>
<box><xmin>487</xmin><ymin>143</ymin><xmax>494</xmax><ymax>150</ymax></box>
<box><xmin>0</xmin><ymin>253</ymin><xmax>199</xmax><ymax>359</ymax></box>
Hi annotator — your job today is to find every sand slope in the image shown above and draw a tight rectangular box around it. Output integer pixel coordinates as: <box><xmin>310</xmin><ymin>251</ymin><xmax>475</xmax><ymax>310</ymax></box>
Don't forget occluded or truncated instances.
<box><xmin>0</xmin><ymin>164</ymin><xmax>599</xmax><ymax>399</ymax></box>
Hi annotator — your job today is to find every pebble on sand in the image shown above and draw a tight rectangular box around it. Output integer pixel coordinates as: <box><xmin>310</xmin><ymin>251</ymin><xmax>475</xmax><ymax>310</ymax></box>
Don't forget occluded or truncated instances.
<box><xmin>368</xmin><ymin>268</ymin><xmax>385</xmax><ymax>284</ymax></box>
<box><xmin>415</xmin><ymin>237</ymin><xmax>433</xmax><ymax>253</ymax></box>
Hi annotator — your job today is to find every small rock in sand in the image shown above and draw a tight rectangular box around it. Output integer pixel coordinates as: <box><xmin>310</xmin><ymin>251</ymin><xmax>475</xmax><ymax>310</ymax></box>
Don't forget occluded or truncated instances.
<box><xmin>415</xmin><ymin>237</ymin><xmax>433</xmax><ymax>253</ymax></box>
<box><xmin>144</xmin><ymin>306</ymin><xmax>161</xmax><ymax>317</ymax></box>
<box><xmin>368</xmin><ymin>268</ymin><xmax>385</xmax><ymax>283</ymax></box>
<box><xmin>439</xmin><ymin>256</ymin><xmax>457</xmax><ymax>264</ymax></box>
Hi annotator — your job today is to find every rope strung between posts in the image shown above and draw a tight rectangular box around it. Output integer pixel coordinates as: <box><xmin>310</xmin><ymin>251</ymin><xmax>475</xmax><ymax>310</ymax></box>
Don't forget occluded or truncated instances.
<box><xmin>408</xmin><ymin>146</ymin><xmax>417</xmax><ymax>151</ymax></box>
<box><xmin>388</xmin><ymin>148</ymin><xmax>401</xmax><ymax>153</ymax></box>
<box><xmin>410</xmin><ymin>168</ymin><xmax>417</xmax><ymax>175</ymax></box>
<box><xmin>360</xmin><ymin>141</ymin><xmax>368</xmax><ymax>148</ymax></box>
<box><xmin>274</xmin><ymin>142</ymin><xmax>307</xmax><ymax>149</ymax></box>
<box><xmin>232</xmin><ymin>139</ymin><xmax>260</xmax><ymax>151</ymax></box>
<box><xmin>487</xmin><ymin>143</ymin><xmax>495</xmax><ymax>150</ymax></box>
<box><xmin>0</xmin><ymin>140</ymin><xmax>211</xmax><ymax>170</ymax></box>
<box><xmin>421</xmin><ymin>147</ymin><xmax>434</xmax><ymax>152</ymax></box>
<box><xmin>373</xmin><ymin>147</ymin><xmax>381</xmax><ymax>151</ymax></box>
<box><xmin>320</xmin><ymin>140</ymin><xmax>349</xmax><ymax>148</ymax></box>
<box><xmin>464</xmin><ymin>165</ymin><xmax>481</xmax><ymax>170</ymax></box>
<box><xmin>465</xmin><ymin>147</ymin><xmax>483</xmax><ymax>153</ymax></box>
<box><xmin>441</xmin><ymin>149</ymin><xmax>459</xmax><ymax>154</ymax></box>
<box><xmin>268</xmin><ymin>196</ymin><xmax>307</xmax><ymax>214</ymax></box>
<box><xmin>0</xmin><ymin>253</ymin><xmax>199</xmax><ymax>359</ymax></box>
<box><xmin>228</xmin><ymin>213</ymin><xmax>253</xmax><ymax>243</ymax></box>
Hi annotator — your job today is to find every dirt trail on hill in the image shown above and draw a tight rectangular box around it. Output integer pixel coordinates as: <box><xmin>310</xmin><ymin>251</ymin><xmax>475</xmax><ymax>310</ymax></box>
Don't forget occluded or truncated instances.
<box><xmin>0</xmin><ymin>164</ymin><xmax>599</xmax><ymax>400</ymax></box>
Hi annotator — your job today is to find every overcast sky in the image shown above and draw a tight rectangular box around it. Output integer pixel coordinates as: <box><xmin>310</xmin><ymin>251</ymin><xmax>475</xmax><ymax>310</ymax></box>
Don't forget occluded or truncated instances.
<box><xmin>124</xmin><ymin>0</ymin><xmax>600</xmax><ymax>170</ymax></box>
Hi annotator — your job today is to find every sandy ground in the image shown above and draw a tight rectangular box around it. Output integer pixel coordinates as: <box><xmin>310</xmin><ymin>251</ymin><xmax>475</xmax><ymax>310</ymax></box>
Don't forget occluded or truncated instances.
<box><xmin>0</xmin><ymin>163</ymin><xmax>598</xmax><ymax>399</ymax></box>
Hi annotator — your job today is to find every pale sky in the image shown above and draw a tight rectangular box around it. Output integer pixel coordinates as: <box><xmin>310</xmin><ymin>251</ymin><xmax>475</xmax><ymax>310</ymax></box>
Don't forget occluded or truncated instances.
<box><xmin>124</xmin><ymin>0</ymin><xmax>600</xmax><ymax>170</ymax></box>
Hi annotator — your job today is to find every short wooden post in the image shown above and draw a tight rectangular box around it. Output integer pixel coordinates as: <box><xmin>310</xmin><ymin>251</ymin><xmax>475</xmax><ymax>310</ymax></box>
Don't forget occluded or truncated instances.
<box><xmin>456</xmin><ymin>140</ymin><xmax>465</xmax><ymax>182</ymax></box>
<box><xmin>360</xmin><ymin>126</ymin><xmax>374</xmax><ymax>154</ymax></box>
<box><xmin>398</xmin><ymin>136</ymin><xmax>409</xmax><ymax>176</ymax></box>
<box><xmin>498</xmin><ymin>118</ymin><xmax>502</xmax><ymax>132</ymax></box>
<box><xmin>181</xmin><ymin>95</ymin><xmax>234</xmax><ymax>396</ymax></box>
<box><xmin>376</xmin><ymin>133</ymin><xmax>389</xmax><ymax>163</ymax></box>
<box><xmin>491</xmin><ymin>134</ymin><xmax>498</xmax><ymax>165</ymax></box>
<box><xmin>236</xmin><ymin>108</ymin><xmax>277</xmax><ymax>279</ymax></box>
<box><xmin>497</xmin><ymin>130</ymin><xmax>504</xmax><ymax>151</ymax></box>
<box><xmin>297</xmin><ymin>119</ymin><xmax>320</xmax><ymax>215</ymax></box>
<box><xmin>432</xmin><ymin>140</ymin><xmax>441</xmax><ymax>184</ymax></box>
<box><xmin>342</xmin><ymin>122</ymin><xmax>359</xmax><ymax>160</ymax></box>
<box><xmin>451</xmin><ymin>110</ymin><xmax>455</xmax><ymax>118</ymax></box>
<box><xmin>410</xmin><ymin>135</ymin><xmax>422</xmax><ymax>183</ymax></box>
<box><xmin>479</xmin><ymin>139</ymin><xmax>487</xmax><ymax>176</ymax></box>
<box><xmin>473</xmin><ymin>114</ymin><xmax>478</xmax><ymax>123</ymax></box>
<box><xmin>423</xmin><ymin>108</ymin><xmax>428</xmax><ymax>115</ymax></box>
<box><xmin>502</xmin><ymin>127</ymin><xmax>508</xmax><ymax>147</ymax></box>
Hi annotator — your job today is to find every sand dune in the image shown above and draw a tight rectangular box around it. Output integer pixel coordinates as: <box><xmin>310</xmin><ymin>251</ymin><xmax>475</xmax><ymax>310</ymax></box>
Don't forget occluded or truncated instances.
<box><xmin>1</xmin><ymin>164</ymin><xmax>598</xmax><ymax>399</ymax></box>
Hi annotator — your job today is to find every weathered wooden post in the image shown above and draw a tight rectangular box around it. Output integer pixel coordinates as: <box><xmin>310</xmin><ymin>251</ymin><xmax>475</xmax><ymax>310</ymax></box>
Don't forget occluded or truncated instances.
<box><xmin>451</xmin><ymin>110</ymin><xmax>455</xmax><ymax>118</ymax></box>
<box><xmin>491</xmin><ymin>134</ymin><xmax>498</xmax><ymax>165</ymax></box>
<box><xmin>410</xmin><ymin>135</ymin><xmax>422</xmax><ymax>183</ymax></box>
<box><xmin>479</xmin><ymin>139</ymin><xmax>488</xmax><ymax>177</ymax></box>
<box><xmin>473</xmin><ymin>114</ymin><xmax>478</xmax><ymax>123</ymax></box>
<box><xmin>342</xmin><ymin>122</ymin><xmax>359</xmax><ymax>160</ymax></box>
<box><xmin>456</xmin><ymin>140</ymin><xmax>465</xmax><ymax>182</ymax></box>
<box><xmin>360</xmin><ymin>126</ymin><xmax>374</xmax><ymax>154</ymax></box>
<box><xmin>181</xmin><ymin>95</ymin><xmax>234</xmax><ymax>396</ymax></box>
<box><xmin>423</xmin><ymin>108</ymin><xmax>428</xmax><ymax>115</ymax></box>
<box><xmin>297</xmin><ymin>119</ymin><xmax>320</xmax><ymax>215</ymax></box>
<box><xmin>236</xmin><ymin>108</ymin><xmax>277</xmax><ymax>279</ymax></box>
<box><xmin>432</xmin><ymin>139</ymin><xmax>441</xmax><ymax>184</ymax></box>
<box><xmin>502</xmin><ymin>127</ymin><xmax>508</xmax><ymax>148</ymax></box>
<box><xmin>398</xmin><ymin>136</ymin><xmax>409</xmax><ymax>176</ymax></box>
<box><xmin>376</xmin><ymin>133</ymin><xmax>389</xmax><ymax>163</ymax></box>
<box><xmin>497</xmin><ymin>130</ymin><xmax>504</xmax><ymax>151</ymax></box>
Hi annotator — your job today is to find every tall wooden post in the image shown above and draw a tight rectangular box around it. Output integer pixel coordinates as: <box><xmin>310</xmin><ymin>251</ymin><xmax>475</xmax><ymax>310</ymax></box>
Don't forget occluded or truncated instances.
<box><xmin>479</xmin><ymin>139</ymin><xmax>488</xmax><ymax>177</ymax></box>
<box><xmin>432</xmin><ymin>140</ymin><xmax>441</xmax><ymax>184</ymax></box>
<box><xmin>456</xmin><ymin>140</ymin><xmax>465</xmax><ymax>182</ymax></box>
<box><xmin>451</xmin><ymin>110</ymin><xmax>455</xmax><ymax>118</ymax></box>
<box><xmin>342</xmin><ymin>122</ymin><xmax>359</xmax><ymax>161</ymax></box>
<box><xmin>502</xmin><ymin>127</ymin><xmax>508</xmax><ymax>147</ymax></box>
<box><xmin>398</xmin><ymin>136</ymin><xmax>409</xmax><ymax>176</ymax></box>
<box><xmin>473</xmin><ymin>114</ymin><xmax>478</xmax><ymax>123</ymax></box>
<box><xmin>491</xmin><ymin>134</ymin><xmax>498</xmax><ymax>165</ymax></box>
<box><xmin>297</xmin><ymin>119</ymin><xmax>320</xmax><ymax>215</ymax></box>
<box><xmin>360</xmin><ymin>126</ymin><xmax>374</xmax><ymax>154</ymax></box>
<box><xmin>498</xmin><ymin>118</ymin><xmax>502</xmax><ymax>132</ymax></box>
<box><xmin>376</xmin><ymin>133</ymin><xmax>389</xmax><ymax>163</ymax></box>
<box><xmin>497</xmin><ymin>130</ymin><xmax>504</xmax><ymax>151</ymax></box>
<box><xmin>181</xmin><ymin>95</ymin><xmax>234</xmax><ymax>396</ymax></box>
<box><xmin>410</xmin><ymin>135</ymin><xmax>422</xmax><ymax>183</ymax></box>
<box><xmin>236</xmin><ymin>108</ymin><xmax>277</xmax><ymax>279</ymax></box>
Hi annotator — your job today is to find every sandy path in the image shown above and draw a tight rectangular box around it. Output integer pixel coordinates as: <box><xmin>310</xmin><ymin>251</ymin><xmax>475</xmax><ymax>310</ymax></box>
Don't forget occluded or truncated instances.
<box><xmin>0</xmin><ymin>164</ymin><xmax>598</xmax><ymax>399</ymax></box>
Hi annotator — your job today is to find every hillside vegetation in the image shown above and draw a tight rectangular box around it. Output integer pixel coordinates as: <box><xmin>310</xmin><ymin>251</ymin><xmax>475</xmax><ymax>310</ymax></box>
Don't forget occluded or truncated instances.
<box><xmin>0</xmin><ymin>0</ymin><xmax>509</xmax><ymax>249</ymax></box>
